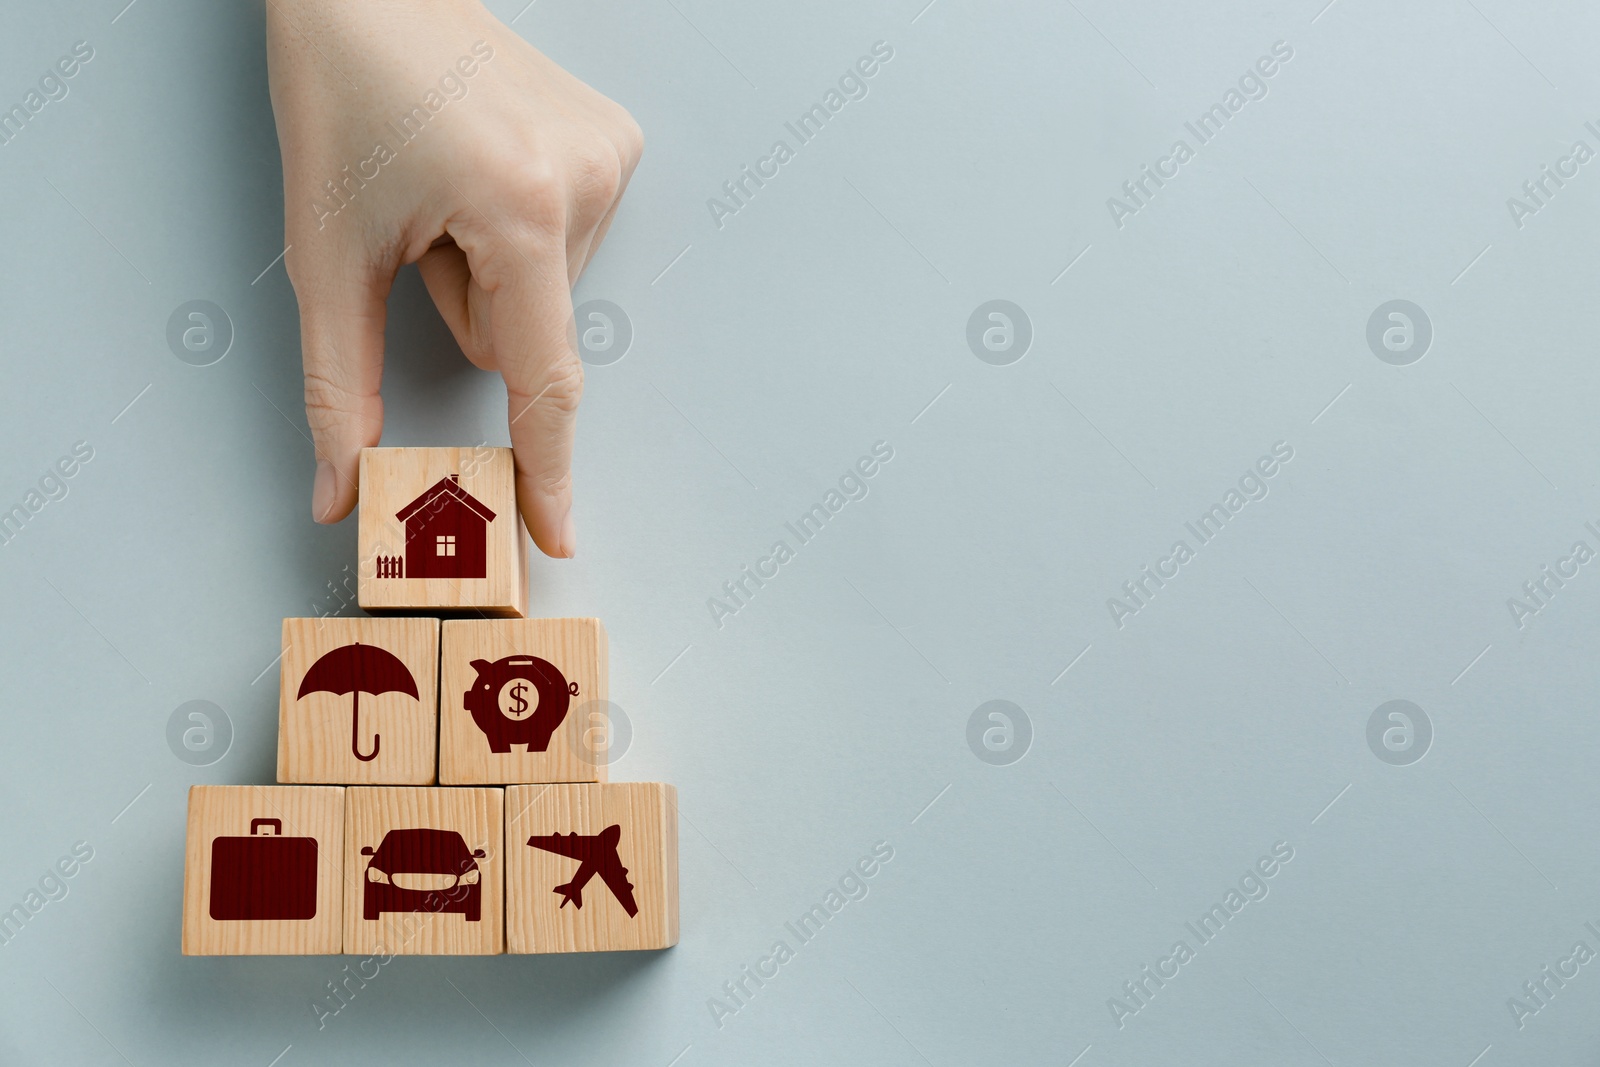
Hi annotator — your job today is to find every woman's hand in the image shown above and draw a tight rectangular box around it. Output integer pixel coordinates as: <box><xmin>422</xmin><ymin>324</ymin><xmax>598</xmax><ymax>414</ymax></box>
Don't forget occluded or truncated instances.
<box><xmin>267</xmin><ymin>0</ymin><xmax>642</xmax><ymax>557</ymax></box>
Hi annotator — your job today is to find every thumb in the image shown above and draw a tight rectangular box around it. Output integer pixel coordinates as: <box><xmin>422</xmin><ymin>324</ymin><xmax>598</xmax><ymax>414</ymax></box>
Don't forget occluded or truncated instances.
<box><xmin>288</xmin><ymin>248</ymin><xmax>392</xmax><ymax>523</ymax></box>
<box><xmin>487</xmin><ymin>248</ymin><xmax>583</xmax><ymax>559</ymax></box>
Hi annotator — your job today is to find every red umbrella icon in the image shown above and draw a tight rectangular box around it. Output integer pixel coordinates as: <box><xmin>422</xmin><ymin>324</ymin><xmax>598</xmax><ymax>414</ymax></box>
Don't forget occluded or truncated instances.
<box><xmin>296</xmin><ymin>642</ymin><xmax>419</xmax><ymax>762</ymax></box>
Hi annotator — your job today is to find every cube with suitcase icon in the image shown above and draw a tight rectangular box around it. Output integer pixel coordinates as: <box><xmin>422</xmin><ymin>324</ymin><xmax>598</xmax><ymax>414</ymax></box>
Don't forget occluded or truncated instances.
<box><xmin>439</xmin><ymin>618</ymin><xmax>609</xmax><ymax>785</ymax></box>
<box><xmin>278</xmin><ymin>616</ymin><xmax>441</xmax><ymax>785</ymax></box>
<box><xmin>182</xmin><ymin>785</ymin><xmax>344</xmax><ymax>955</ymax></box>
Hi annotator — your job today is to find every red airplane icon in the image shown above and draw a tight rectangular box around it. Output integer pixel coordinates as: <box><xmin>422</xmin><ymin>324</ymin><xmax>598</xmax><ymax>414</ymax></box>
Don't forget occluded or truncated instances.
<box><xmin>525</xmin><ymin>823</ymin><xmax>638</xmax><ymax>917</ymax></box>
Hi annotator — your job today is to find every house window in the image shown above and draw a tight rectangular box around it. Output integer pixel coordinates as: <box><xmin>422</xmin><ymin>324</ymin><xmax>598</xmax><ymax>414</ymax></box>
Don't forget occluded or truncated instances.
<box><xmin>436</xmin><ymin>535</ymin><xmax>456</xmax><ymax>557</ymax></box>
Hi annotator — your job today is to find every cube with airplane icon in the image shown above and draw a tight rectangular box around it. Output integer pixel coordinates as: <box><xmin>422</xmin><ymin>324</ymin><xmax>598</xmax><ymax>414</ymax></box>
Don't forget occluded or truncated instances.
<box><xmin>505</xmin><ymin>783</ymin><xmax>678</xmax><ymax>953</ymax></box>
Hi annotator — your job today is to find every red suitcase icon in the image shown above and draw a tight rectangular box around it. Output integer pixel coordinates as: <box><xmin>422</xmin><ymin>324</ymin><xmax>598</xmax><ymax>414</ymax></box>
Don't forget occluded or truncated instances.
<box><xmin>209</xmin><ymin>818</ymin><xmax>318</xmax><ymax>921</ymax></box>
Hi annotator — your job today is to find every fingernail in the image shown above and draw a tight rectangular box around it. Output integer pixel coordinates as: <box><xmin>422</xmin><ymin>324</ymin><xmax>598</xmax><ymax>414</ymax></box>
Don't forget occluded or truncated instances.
<box><xmin>312</xmin><ymin>461</ymin><xmax>337</xmax><ymax>522</ymax></box>
<box><xmin>560</xmin><ymin>508</ymin><xmax>576</xmax><ymax>558</ymax></box>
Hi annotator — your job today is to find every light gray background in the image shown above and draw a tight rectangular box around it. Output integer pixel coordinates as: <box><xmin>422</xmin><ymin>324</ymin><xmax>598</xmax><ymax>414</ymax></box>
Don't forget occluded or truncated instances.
<box><xmin>0</xmin><ymin>0</ymin><xmax>1595</xmax><ymax>1063</ymax></box>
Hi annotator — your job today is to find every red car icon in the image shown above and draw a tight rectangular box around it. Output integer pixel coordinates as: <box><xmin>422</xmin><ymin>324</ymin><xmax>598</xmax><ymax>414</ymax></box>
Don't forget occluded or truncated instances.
<box><xmin>360</xmin><ymin>828</ymin><xmax>485</xmax><ymax>922</ymax></box>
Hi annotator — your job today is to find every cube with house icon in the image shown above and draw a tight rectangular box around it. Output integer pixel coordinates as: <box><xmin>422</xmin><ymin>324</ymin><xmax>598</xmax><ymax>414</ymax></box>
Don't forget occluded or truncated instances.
<box><xmin>358</xmin><ymin>447</ymin><xmax>528</xmax><ymax>617</ymax></box>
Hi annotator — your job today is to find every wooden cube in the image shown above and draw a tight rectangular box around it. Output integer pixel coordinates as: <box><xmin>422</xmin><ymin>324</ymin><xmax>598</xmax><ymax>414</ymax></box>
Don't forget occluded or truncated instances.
<box><xmin>439</xmin><ymin>618</ymin><xmax>609</xmax><ymax>785</ymax></box>
<box><xmin>343</xmin><ymin>787</ymin><xmax>504</xmax><ymax>955</ymax></box>
<box><xmin>357</xmin><ymin>447</ymin><xmax>528</xmax><ymax>617</ymax></box>
<box><xmin>182</xmin><ymin>785</ymin><xmax>344</xmax><ymax>955</ymax></box>
<box><xmin>505</xmin><ymin>783</ymin><xmax>678</xmax><ymax>953</ymax></box>
<box><xmin>278</xmin><ymin>617</ymin><xmax>440</xmax><ymax>785</ymax></box>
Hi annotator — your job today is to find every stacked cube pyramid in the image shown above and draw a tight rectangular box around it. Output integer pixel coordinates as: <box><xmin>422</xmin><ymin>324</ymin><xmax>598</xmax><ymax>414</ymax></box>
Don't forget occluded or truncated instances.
<box><xmin>182</xmin><ymin>447</ymin><xmax>678</xmax><ymax>956</ymax></box>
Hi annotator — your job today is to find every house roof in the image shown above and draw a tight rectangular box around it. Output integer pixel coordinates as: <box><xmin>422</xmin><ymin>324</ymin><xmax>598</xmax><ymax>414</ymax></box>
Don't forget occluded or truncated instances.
<box><xmin>395</xmin><ymin>475</ymin><xmax>497</xmax><ymax>524</ymax></box>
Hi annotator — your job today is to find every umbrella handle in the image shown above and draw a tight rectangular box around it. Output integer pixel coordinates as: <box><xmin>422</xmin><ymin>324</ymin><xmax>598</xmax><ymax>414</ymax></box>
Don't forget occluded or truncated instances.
<box><xmin>352</xmin><ymin>690</ymin><xmax>380</xmax><ymax>762</ymax></box>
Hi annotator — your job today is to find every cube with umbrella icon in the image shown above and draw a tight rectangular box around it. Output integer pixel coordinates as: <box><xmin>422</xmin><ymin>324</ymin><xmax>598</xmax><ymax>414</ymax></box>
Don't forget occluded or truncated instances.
<box><xmin>277</xmin><ymin>618</ymin><xmax>440</xmax><ymax>785</ymax></box>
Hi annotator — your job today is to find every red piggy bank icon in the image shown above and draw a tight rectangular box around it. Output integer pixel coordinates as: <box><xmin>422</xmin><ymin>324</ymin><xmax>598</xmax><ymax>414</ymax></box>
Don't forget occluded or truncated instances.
<box><xmin>463</xmin><ymin>655</ymin><xmax>579</xmax><ymax>753</ymax></box>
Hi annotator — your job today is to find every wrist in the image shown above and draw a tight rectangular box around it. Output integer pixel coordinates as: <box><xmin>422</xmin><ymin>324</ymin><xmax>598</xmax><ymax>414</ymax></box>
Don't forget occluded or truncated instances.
<box><xmin>267</xmin><ymin>0</ymin><xmax>487</xmax><ymax>35</ymax></box>
<box><xmin>268</xmin><ymin>0</ymin><xmax>484</xmax><ymax>18</ymax></box>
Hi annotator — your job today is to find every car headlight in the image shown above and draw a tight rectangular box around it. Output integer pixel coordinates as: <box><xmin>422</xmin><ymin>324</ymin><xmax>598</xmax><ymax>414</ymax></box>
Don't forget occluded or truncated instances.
<box><xmin>366</xmin><ymin>867</ymin><xmax>389</xmax><ymax>884</ymax></box>
<box><xmin>459</xmin><ymin>869</ymin><xmax>480</xmax><ymax>885</ymax></box>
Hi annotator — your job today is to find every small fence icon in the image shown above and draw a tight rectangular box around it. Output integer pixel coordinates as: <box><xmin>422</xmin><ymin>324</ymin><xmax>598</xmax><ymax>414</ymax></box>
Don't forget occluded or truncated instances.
<box><xmin>375</xmin><ymin>556</ymin><xmax>403</xmax><ymax>578</ymax></box>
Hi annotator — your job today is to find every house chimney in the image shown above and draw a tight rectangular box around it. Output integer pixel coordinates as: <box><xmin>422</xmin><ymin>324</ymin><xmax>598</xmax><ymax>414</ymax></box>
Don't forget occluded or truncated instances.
<box><xmin>450</xmin><ymin>474</ymin><xmax>459</xmax><ymax>484</ymax></box>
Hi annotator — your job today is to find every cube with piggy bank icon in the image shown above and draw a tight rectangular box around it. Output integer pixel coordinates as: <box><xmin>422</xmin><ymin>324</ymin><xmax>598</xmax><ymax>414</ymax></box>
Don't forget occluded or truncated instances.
<box><xmin>439</xmin><ymin>619</ymin><xmax>610</xmax><ymax>785</ymax></box>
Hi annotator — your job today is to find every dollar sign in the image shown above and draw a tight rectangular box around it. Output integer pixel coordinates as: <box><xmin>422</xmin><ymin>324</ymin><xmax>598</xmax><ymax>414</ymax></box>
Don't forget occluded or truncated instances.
<box><xmin>508</xmin><ymin>681</ymin><xmax>528</xmax><ymax>716</ymax></box>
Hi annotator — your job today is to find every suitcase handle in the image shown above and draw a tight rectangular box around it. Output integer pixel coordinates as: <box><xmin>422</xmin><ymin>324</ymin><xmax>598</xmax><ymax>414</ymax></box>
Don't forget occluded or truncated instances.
<box><xmin>250</xmin><ymin>818</ymin><xmax>282</xmax><ymax>836</ymax></box>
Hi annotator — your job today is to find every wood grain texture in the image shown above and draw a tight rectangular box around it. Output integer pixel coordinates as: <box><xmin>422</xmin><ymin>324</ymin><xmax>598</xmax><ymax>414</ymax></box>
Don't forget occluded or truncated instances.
<box><xmin>182</xmin><ymin>785</ymin><xmax>344</xmax><ymax>955</ymax></box>
<box><xmin>505</xmin><ymin>783</ymin><xmax>678</xmax><ymax>954</ymax></box>
<box><xmin>357</xmin><ymin>447</ymin><xmax>528</xmax><ymax>617</ymax></box>
<box><xmin>343</xmin><ymin>787</ymin><xmax>504</xmax><ymax>955</ymax></box>
<box><xmin>278</xmin><ymin>617</ymin><xmax>440</xmax><ymax>785</ymax></box>
<box><xmin>439</xmin><ymin>618</ymin><xmax>609</xmax><ymax>785</ymax></box>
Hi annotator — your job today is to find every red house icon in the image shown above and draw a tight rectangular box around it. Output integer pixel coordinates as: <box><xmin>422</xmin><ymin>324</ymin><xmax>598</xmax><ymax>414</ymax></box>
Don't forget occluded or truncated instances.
<box><xmin>391</xmin><ymin>474</ymin><xmax>496</xmax><ymax>579</ymax></box>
